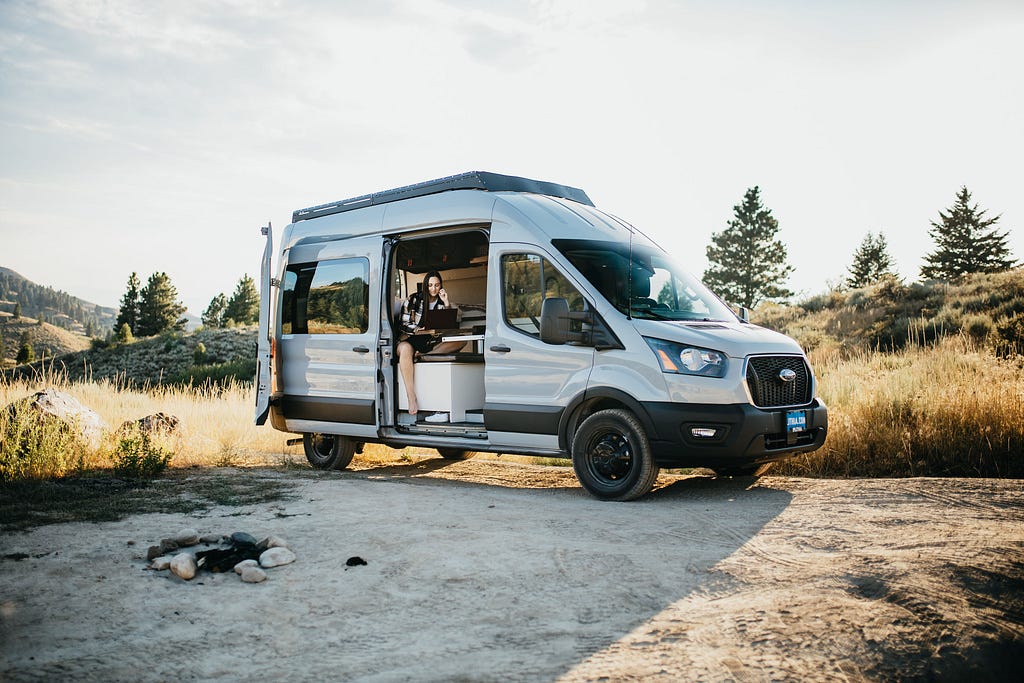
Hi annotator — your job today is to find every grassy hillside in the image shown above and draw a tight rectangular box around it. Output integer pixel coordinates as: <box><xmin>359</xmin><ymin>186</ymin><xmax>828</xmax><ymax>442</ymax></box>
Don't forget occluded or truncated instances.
<box><xmin>5</xmin><ymin>326</ymin><xmax>257</xmax><ymax>387</ymax></box>
<box><xmin>754</xmin><ymin>268</ymin><xmax>1024</xmax><ymax>358</ymax></box>
<box><xmin>0</xmin><ymin>316</ymin><xmax>92</xmax><ymax>367</ymax></box>
<box><xmin>0</xmin><ymin>266</ymin><xmax>117</xmax><ymax>334</ymax></box>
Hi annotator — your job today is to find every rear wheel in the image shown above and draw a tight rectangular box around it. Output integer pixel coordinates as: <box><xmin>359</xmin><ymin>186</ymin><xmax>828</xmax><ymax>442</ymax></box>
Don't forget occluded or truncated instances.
<box><xmin>572</xmin><ymin>409</ymin><xmax>659</xmax><ymax>501</ymax></box>
<box><xmin>303</xmin><ymin>433</ymin><xmax>356</xmax><ymax>470</ymax></box>
<box><xmin>437</xmin><ymin>448</ymin><xmax>476</xmax><ymax>460</ymax></box>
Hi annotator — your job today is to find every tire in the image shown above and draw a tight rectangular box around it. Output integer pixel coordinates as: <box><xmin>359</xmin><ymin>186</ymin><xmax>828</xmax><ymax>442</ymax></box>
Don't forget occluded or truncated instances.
<box><xmin>437</xmin><ymin>448</ymin><xmax>476</xmax><ymax>460</ymax></box>
<box><xmin>713</xmin><ymin>463</ymin><xmax>772</xmax><ymax>478</ymax></box>
<box><xmin>571</xmin><ymin>409</ymin><xmax>659</xmax><ymax>501</ymax></box>
<box><xmin>303</xmin><ymin>433</ymin><xmax>356</xmax><ymax>470</ymax></box>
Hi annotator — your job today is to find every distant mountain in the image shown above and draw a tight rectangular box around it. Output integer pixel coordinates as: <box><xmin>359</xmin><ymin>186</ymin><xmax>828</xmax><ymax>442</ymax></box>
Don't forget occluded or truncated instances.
<box><xmin>0</xmin><ymin>266</ymin><xmax>117</xmax><ymax>336</ymax></box>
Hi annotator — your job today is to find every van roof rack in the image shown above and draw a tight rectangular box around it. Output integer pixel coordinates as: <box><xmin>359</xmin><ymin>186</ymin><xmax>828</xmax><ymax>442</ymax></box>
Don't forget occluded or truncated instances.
<box><xmin>291</xmin><ymin>171</ymin><xmax>593</xmax><ymax>222</ymax></box>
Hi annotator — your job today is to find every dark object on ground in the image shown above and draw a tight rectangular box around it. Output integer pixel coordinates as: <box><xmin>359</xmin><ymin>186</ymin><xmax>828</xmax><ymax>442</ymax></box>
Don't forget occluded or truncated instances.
<box><xmin>346</xmin><ymin>556</ymin><xmax>367</xmax><ymax>567</ymax></box>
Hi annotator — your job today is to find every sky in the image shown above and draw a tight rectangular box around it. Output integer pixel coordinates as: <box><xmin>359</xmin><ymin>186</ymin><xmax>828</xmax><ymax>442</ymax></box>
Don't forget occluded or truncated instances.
<box><xmin>2</xmin><ymin>0</ymin><xmax>1023</xmax><ymax>317</ymax></box>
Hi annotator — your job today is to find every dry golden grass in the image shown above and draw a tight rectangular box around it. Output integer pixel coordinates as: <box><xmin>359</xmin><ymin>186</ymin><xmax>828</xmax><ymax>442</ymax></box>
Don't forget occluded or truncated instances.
<box><xmin>776</xmin><ymin>335</ymin><xmax>1024</xmax><ymax>477</ymax></box>
<box><xmin>5</xmin><ymin>335</ymin><xmax>1023</xmax><ymax>481</ymax></box>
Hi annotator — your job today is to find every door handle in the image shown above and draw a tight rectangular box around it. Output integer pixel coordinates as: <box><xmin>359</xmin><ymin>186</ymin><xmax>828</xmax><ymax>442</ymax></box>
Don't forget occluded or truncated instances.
<box><xmin>489</xmin><ymin>345</ymin><xmax>511</xmax><ymax>353</ymax></box>
<box><xmin>353</xmin><ymin>346</ymin><xmax>370</xmax><ymax>353</ymax></box>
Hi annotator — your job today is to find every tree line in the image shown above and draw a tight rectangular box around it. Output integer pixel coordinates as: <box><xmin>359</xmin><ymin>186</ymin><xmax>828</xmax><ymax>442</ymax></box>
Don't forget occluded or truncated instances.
<box><xmin>703</xmin><ymin>185</ymin><xmax>1016</xmax><ymax>309</ymax></box>
<box><xmin>110</xmin><ymin>272</ymin><xmax>259</xmax><ymax>341</ymax></box>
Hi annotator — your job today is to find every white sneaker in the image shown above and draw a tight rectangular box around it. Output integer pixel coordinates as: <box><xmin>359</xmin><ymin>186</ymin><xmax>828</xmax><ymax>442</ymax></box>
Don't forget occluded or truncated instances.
<box><xmin>424</xmin><ymin>412</ymin><xmax>449</xmax><ymax>423</ymax></box>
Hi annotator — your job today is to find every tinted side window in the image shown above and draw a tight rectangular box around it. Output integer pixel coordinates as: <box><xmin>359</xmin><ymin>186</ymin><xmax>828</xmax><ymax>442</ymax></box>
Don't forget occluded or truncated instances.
<box><xmin>281</xmin><ymin>258</ymin><xmax>369</xmax><ymax>335</ymax></box>
<box><xmin>501</xmin><ymin>253</ymin><xmax>585</xmax><ymax>337</ymax></box>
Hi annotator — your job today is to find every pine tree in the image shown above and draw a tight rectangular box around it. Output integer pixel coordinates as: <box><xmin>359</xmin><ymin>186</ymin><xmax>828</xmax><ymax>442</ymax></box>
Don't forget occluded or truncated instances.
<box><xmin>847</xmin><ymin>232</ymin><xmax>897</xmax><ymax>289</ymax></box>
<box><xmin>16</xmin><ymin>333</ymin><xmax>34</xmax><ymax>364</ymax></box>
<box><xmin>115</xmin><ymin>272</ymin><xmax>141</xmax><ymax>334</ymax></box>
<box><xmin>202</xmin><ymin>293</ymin><xmax>228</xmax><ymax>328</ymax></box>
<box><xmin>13</xmin><ymin>302</ymin><xmax>21</xmax><ymax>320</ymax></box>
<box><xmin>136</xmin><ymin>272</ymin><xmax>187</xmax><ymax>337</ymax></box>
<box><xmin>115</xmin><ymin>322</ymin><xmax>134</xmax><ymax>344</ymax></box>
<box><xmin>703</xmin><ymin>186</ymin><xmax>794</xmax><ymax>309</ymax></box>
<box><xmin>223</xmin><ymin>274</ymin><xmax>259</xmax><ymax>325</ymax></box>
<box><xmin>920</xmin><ymin>187</ymin><xmax>1016</xmax><ymax>280</ymax></box>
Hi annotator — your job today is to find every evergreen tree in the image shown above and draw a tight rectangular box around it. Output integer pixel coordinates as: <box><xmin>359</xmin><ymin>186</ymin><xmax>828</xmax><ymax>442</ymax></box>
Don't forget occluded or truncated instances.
<box><xmin>136</xmin><ymin>272</ymin><xmax>187</xmax><ymax>336</ymax></box>
<box><xmin>847</xmin><ymin>232</ymin><xmax>897</xmax><ymax>289</ymax></box>
<box><xmin>115</xmin><ymin>272</ymin><xmax>141</xmax><ymax>334</ymax></box>
<box><xmin>223</xmin><ymin>274</ymin><xmax>260</xmax><ymax>325</ymax></box>
<box><xmin>202</xmin><ymin>293</ymin><xmax>228</xmax><ymax>328</ymax></box>
<box><xmin>13</xmin><ymin>302</ymin><xmax>20</xmax><ymax>320</ymax></box>
<box><xmin>703</xmin><ymin>186</ymin><xmax>794</xmax><ymax>308</ymax></box>
<box><xmin>115</xmin><ymin>322</ymin><xmax>134</xmax><ymax>344</ymax></box>
<box><xmin>920</xmin><ymin>186</ymin><xmax>1016</xmax><ymax>280</ymax></box>
<box><xmin>16</xmin><ymin>334</ymin><xmax>34</xmax><ymax>364</ymax></box>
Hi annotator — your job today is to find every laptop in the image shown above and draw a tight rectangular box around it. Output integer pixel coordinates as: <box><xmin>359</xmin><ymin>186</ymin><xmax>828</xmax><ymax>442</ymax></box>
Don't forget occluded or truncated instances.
<box><xmin>420</xmin><ymin>306</ymin><xmax>459</xmax><ymax>330</ymax></box>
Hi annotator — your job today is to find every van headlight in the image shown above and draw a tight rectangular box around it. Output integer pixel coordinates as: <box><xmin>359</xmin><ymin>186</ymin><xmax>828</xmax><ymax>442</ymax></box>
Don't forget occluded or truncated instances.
<box><xmin>644</xmin><ymin>338</ymin><xmax>728</xmax><ymax>378</ymax></box>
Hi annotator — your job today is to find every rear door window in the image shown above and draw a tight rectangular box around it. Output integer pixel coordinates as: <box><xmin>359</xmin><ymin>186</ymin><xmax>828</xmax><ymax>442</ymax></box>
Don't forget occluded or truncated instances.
<box><xmin>281</xmin><ymin>258</ymin><xmax>369</xmax><ymax>335</ymax></box>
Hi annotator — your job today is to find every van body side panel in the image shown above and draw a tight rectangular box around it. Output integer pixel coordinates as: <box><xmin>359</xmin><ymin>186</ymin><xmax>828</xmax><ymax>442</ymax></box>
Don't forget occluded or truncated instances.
<box><xmin>277</xmin><ymin>235</ymin><xmax>383</xmax><ymax>435</ymax></box>
<box><xmin>484</xmin><ymin>236</ymin><xmax>596</xmax><ymax>449</ymax></box>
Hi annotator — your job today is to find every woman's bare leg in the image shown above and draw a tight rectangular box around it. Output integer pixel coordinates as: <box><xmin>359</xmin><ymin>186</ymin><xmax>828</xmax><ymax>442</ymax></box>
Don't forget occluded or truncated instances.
<box><xmin>397</xmin><ymin>341</ymin><xmax>418</xmax><ymax>415</ymax></box>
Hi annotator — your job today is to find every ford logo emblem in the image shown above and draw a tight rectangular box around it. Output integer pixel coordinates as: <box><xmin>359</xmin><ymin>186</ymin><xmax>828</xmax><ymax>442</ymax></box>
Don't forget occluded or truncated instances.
<box><xmin>779</xmin><ymin>368</ymin><xmax>797</xmax><ymax>383</ymax></box>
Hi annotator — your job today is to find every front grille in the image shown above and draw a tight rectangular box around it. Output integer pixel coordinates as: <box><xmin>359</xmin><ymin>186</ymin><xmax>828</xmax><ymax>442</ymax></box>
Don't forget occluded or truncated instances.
<box><xmin>746</xmin><ymin>355</ymin><xmax>812</xmax><ymax>408</ymax></box>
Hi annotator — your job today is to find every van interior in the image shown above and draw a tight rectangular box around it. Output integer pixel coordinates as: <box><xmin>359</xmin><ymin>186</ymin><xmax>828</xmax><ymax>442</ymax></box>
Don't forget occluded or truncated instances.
<box><xmin>389</xmin><ymin>228</ymin><xmax>489</xmax><ymax>431</ymax></box>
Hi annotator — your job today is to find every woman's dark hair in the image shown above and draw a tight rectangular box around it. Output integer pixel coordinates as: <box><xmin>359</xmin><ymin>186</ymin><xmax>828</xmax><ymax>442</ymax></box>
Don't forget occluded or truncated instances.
<box><xmin>424</xmin><ymin>270</ymin><xmax>443</xmax><ymax>292</ymax></box>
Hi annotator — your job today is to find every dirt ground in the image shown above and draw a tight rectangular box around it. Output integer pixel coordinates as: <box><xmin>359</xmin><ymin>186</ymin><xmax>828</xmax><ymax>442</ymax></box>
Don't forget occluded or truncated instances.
<box><xmin>1</xmin><ymin>457</ymin><xmax>1023</xmax><ymax>682</ymax></box>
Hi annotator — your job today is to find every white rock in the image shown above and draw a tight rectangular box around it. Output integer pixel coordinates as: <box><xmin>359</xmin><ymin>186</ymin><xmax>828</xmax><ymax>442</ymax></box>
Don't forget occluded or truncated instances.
<box><xmin>259</xmin><ymin>547</ymin><xmax>296</xmax><ymax>568</ymax></box>
<box><xmin>169</xmin><ymin>553</ymin><xmax>197</xmax><ymax>580</ymax></box>
<box><xmin>173</xmin><ymin>528</ymin><xmax>200</xmax><ymax>547</ymax></box>
<box><xmin>259</xmin><ymin>535</ymin><xmax>288</xmax><ymax>549</ymax></box>
<box><xmin>150</xmin><ymin>556</ymin><xmax>172</xmax><ymax>571</ymax></box>
<box><xmin>234</xmin><ymin>559</ymin><xmax>259</xmax><ymax>575</ymax></box>
<box><xmin>200</xmin><ymin>534</ymin><xmax>222</xmax><ymax>545</ymax></box>
<box><xmin>240</xmin><ymin>566</ymin><xmax>267</xmax><ymax>583</ymax></box>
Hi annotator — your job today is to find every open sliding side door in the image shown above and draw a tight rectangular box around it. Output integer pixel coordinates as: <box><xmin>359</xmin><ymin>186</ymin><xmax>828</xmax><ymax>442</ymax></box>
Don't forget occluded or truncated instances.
<box><xmin>255</xmin><ymin>222</ymin><xmax>274</xmax><ymax>425</ymax></box>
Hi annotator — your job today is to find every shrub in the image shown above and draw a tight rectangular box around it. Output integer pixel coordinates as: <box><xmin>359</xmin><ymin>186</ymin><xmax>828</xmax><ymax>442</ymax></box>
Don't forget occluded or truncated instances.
<box><xmin>0</xmin><ymin>402</ymin><xmax>84</xmax><ymax>481</ymax></box>
<box><xmin>167</xmin><ymin>358</ymin><xmax>256</xmax><ymax>388</ymax></box>
<box><xmin>111</xmin><ymin>430</ymin><xmax>172</xmax><ymax>478</ymax></box>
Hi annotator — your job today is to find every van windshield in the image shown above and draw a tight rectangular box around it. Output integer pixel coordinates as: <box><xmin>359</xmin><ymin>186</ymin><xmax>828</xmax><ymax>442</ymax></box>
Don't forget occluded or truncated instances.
<box><xmin>552</xmin><ymin>239</ymin><xmax>736</xmax><ymax>322</ymax></box>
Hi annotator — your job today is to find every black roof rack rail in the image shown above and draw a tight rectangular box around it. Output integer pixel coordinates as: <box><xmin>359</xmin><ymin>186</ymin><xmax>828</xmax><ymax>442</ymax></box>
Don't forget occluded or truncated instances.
<box><xmin>291</xmin><ymin>171</ymin><xmax>593</xmax><ymax>222</ymax></box>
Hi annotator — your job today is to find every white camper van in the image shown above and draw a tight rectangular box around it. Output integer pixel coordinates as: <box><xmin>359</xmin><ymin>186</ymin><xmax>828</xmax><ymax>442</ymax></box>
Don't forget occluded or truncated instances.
<box><xmin>255</xmin><ymin>172</ymin><xmax>827</xmax><ymax>500</ymax></box>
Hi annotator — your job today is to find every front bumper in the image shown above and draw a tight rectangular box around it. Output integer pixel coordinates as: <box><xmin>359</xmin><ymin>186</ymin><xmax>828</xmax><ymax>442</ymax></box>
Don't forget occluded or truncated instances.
<box><xmin>640</xmin><ymin>398</ymin><xmax>828</xmax><ymax>468</ymax></box>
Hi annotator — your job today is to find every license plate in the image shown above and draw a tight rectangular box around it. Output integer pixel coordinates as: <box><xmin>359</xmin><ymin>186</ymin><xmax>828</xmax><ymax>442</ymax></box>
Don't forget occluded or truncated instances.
<box><xmin>786</xmin><ymin>410</ymin><xmax>807</xmax><ymax>433</ymax></box>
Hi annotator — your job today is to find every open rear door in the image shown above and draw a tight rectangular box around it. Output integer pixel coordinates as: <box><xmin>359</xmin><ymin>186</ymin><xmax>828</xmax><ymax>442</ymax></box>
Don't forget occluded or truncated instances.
<box><xmin>254</xmin><ymin>223</ymin><xmax>274</xmax><ymax>425</ymax></box>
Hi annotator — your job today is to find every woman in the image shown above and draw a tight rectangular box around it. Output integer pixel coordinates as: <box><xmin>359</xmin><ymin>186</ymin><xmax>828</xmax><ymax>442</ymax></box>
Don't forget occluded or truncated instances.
<box><xmin>397</xmin><ymin>270</ymin><xmax>465</xmax><ymax>419</ymax></box>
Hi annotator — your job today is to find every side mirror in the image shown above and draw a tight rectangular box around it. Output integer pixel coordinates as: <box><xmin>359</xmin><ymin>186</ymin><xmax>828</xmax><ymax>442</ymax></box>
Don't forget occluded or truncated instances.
<box><xmin>735</xmin><ymin>305</ymin><xmax>750</xmax><ymax>323</ymax></box>
<box><xmin>540</xmin><ymin>297</ymin><xmax>570</xmax><ymax>344</ymax></box>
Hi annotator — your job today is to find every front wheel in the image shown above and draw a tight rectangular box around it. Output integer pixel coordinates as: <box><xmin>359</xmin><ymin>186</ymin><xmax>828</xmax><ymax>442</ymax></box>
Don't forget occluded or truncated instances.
<box><xmin>572</xmin><ymin>409</ymin><xmax>659</xmax><ymax>501</ymax></box>
<box><xmin>303</xmin><ymin>433</ymin><xmax>356</xmax><ymax>470</ymax></box>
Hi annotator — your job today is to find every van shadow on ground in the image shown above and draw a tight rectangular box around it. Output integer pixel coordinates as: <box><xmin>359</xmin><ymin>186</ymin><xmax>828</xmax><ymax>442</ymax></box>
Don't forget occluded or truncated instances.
<box><xmin>287</xmin><ymin>462</ymin><xmax>793</xmax><ymax>681</ymax></box>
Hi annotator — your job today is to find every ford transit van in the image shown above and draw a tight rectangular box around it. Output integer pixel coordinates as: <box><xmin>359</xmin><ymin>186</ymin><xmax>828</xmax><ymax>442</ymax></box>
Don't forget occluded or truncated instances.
<box><xmin>255</xmin><ymin>172</ymin><xmax>827</xmax><ymax>500</ymax></box>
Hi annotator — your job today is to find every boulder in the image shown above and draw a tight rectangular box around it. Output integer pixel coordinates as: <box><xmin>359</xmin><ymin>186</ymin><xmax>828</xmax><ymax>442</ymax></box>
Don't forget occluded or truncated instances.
<box><xmin>172</xmin><ymin>528</ymin><xmax>200</xmax><ymax>547</ymax></box>
<box><xmin>4</xmin><ymin>389</ymin><xmax>107</xmax><ymax>449</ymax></box>
<box><xmin>120</xmin><ymin>412</ymin><xmax>180</xmax><ymax>435</ymax></box>
<box><xmin>259</xmin><ymin>547</ymin><xmax>296</xmax><ymax>568</ymax></box>
<box><xmin>150</xmin><ymin>556</ymin><xmax>172</xmax><ymax>571</ymax></box>
<box><xmin>240</xmin><ymin>565</ymin><xmax>267</xmax><ymax>583</ymax></box>
<box><xmin>169</xmin><ymin>553</ymin><xmax>197</xmax><ymax>580</ymax></box>
<box><xmin>257</xmin><ymin>535</ymin><xmax>288</xmax><ymax>550</ymax></box>
<box><xmin>233</xmin><ymin>559</ymin><xmax>259</xmax><ymax>575</ymax></box>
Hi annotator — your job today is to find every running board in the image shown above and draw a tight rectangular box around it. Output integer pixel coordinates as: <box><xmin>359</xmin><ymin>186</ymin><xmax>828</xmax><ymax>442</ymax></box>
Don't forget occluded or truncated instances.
<box><xmin>396</xmin><ymin>422</ymin><xmax>487</xmax><ymax>439</ymax></box>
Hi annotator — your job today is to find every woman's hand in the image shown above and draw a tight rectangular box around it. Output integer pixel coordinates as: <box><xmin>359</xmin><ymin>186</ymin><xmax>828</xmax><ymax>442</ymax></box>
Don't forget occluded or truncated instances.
<box><xmin>439</xmin><ymin>288</ymin><xmax>450</xmax><ymax>306</ymax></box>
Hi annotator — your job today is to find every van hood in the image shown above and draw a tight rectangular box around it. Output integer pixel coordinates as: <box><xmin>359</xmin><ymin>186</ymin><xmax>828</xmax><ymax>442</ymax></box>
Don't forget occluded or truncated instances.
<box><xmin>630</xmin><ymin>318</ymin><xmax>805</xmax><ymax>358</ymax></box>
